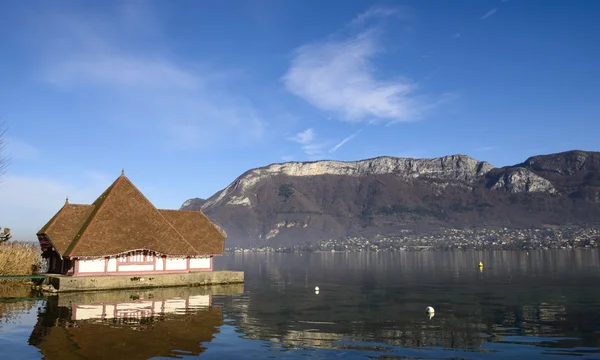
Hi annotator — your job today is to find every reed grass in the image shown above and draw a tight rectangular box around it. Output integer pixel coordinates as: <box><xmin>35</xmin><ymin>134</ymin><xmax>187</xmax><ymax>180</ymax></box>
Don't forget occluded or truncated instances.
<box><xmin>0</xmin><ymin>241</ymin><xmax>43</xmax><ymax>276</ymax></box>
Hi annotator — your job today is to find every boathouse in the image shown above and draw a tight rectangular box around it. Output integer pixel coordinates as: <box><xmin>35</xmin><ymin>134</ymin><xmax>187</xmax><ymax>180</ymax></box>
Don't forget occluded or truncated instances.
<box><xmin>36</xmin><ymin>171</ymin><xmax>225</xmax><ymax>276</ymax></box>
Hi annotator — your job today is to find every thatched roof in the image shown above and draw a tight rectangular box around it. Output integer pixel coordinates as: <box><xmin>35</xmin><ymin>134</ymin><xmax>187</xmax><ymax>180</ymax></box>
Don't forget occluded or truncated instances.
<box><xmin>37</xmin><ymin>173</ymin><xmax>225</xmax><ymax>258</ymax></box>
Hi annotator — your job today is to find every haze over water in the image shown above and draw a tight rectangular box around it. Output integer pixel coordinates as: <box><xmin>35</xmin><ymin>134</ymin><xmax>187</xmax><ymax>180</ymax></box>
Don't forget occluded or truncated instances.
<box><xmin>1</xmin><ymin>250</ymin><xmax>600</xmax><ymax>359</ymax></box>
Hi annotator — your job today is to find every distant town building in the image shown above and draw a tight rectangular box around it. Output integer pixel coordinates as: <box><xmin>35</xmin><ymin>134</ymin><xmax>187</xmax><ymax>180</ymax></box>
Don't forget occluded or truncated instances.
<box><xmin>36</xmin><ymin>171</ymin><xmax>225</xmax><ymax>276</ymax></box>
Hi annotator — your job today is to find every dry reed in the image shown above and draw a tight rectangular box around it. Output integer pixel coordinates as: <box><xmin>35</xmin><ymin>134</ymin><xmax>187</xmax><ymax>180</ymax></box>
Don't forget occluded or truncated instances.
<box><xmin>0</xmin><ymin>241</ymin><xmax>43</xmax><ymax>276</ymax></box>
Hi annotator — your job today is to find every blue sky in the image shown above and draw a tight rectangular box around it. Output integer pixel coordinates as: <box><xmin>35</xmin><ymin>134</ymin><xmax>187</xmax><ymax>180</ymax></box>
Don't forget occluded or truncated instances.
<box><xmin>1</xmin><ymin>0</ymin><xmax>599</xmax><ymax>241</ymax></box>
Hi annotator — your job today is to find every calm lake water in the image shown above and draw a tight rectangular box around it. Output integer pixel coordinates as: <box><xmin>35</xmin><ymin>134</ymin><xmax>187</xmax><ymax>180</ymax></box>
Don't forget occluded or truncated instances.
<box><xmin>1</xmin><ymin>250</ymin><xmax>600</xmax><ymax>359</ymax></box>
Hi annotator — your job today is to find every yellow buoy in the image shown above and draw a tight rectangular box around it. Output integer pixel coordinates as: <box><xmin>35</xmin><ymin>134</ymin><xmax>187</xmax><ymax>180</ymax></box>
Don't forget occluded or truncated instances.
<box><xmin>478</xmin><ymin>262</ymin><xmax>483</xmax><ymax>268</ymax></box>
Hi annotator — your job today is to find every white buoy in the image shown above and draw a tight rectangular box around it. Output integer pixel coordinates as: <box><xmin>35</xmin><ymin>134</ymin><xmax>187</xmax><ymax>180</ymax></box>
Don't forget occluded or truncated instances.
<box><xmin>426</xmin><ymin>306</ymin><xmax>435</xmax><ymax>314</ymax></box>
<box><xmin>315</xmin><ymin>286</ymin><xmax>320</xmax><ymax>291</ymax></box>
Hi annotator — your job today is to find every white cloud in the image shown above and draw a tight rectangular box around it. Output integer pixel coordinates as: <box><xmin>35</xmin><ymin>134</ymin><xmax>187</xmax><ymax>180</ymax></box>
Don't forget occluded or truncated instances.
<box><xmin>288</xmin><ymin>128</ymin><xmax>315</xmax><ymax>145</ymax></box>
<box><xmin>0</xmin><ymin>174</ymin><xmax>112</xmax><ymax>242</ymax></box>
<box><xmin>329</xmin><ymin>130</ymin><xmax>362</xmax><ymax>153</ymax></box>
<box><xmin>287</xmin><ymin>128</ymin><xmax>331</xmax><ymax>159</ymax></box>
<box><xmin>283</xmin><ymin>8</ymin><xmax>447</xmax><ymax>124</ymax></box>
<box><xmin>33</xmin><ymin>4</ymin><xmax>265</xmax><ymax>151</ymax></box>
<box><xmin>481</xmin><ymin>8</ymin><xmax>498</xmax><ymax>20</ymax></box>
<box><xmin>288</xmin><ymin>127</ymin><xmax>363</xmax><ymax>158</ymax></box>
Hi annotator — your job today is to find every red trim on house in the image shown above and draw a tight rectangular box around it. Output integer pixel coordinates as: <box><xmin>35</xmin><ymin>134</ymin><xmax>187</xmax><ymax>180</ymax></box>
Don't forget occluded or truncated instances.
<box><xmin>70</xmin><ymin>255</ymin><xmax>213</xmax><ymax>276</ymax></box>
<box><xmin>70</xmin><ymin>252</ymin><xmax>223</xmax><ymax>260</ymax></box>
<box><xmin>118</xmin><ymin>260</ymin><xmax>154</xmax><ymax>265</ymax></box>
<box><xmin>71</xmin><ymin>268</ymin><xmax>213</xmax><ymax>276</ymax></box>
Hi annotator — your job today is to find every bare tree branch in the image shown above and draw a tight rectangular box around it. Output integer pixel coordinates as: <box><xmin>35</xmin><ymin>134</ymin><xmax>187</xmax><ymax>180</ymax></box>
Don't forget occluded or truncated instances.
<box><xmin>0</xmin><ymin>121</ymin><xmax>10</xmax><ymax>181</ymax></box>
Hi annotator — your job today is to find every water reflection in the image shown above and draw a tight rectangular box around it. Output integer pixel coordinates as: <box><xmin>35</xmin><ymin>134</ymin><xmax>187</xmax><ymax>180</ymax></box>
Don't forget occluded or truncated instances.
<box><xmin>216</xmin><ymin>250</ymin><xmax>600</xmax><ymax>357</ymax></box>
<box><xmin>1</xmin><ymin>251</ymin><xmax>600</xmax><ymax>359</ymax></box>
<box><xmin>0</xmin><ymin>280</ymin><xmax>39</xmax><ymax>330</ymax></box>
<box><xmin>28</xmin><ymin>285</ymin><xmax>243</xmax><ymax>360</ymax></box>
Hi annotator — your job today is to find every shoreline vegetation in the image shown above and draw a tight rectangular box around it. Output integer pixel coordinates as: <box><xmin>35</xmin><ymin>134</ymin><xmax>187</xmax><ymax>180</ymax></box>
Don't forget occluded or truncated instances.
<box><xmin>0</xmin><ymin>242</ymin><xmax>43</xmax><ymax>276</ymax></box>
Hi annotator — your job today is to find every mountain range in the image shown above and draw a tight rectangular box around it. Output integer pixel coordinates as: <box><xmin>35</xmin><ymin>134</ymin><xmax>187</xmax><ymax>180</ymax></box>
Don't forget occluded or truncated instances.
<box><xmin>181</xmin><ymin>150</ymin><xmax>600</xmax><ymax>247</ymax></box>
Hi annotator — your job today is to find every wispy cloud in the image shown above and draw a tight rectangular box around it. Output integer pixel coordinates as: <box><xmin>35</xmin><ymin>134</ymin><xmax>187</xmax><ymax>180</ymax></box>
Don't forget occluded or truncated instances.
<box><xmin>283</xmin><ymin>7</ymin><xmax>448</xmax><ymax>125</ymax></box>
<box><xmin>32</xmin><ymin>4</ymin><xmax>265</xmax><ymax>151</ymax></box>
<box><xmin>287</xmin><ymin>128</ymin><xmax>315</xmax><ymax>145</ymax></box>
<box><xmin>329</xmin><ymin>130</ymin><xmax>362</xmax><ymax>153</ymax></box>
<box><xmin>287</xmin><ymin>128</ymin><xmax>331</xmax><ymax>159</ymax></box>
<box><xmin>5</xmin><ymin>138</ymin><xmax>39</xmax><ymax>161</ymax></box>
<box><xmin>44</xmin><ymin>56</ymin><xmax>199</xmax><ymax>90</ymax></box>
<box><xmin>350</xmin><ymin>6</ymin><xmax>401</xmax><ymax>26</ymax></box>
<box><xmin>481</xmin><ymin>8</ymin><xmax>498</xmax><ymax>20</ymax></box>
<box><xmin>476</xmin><ymin>146</ymin><xmax>499</xmax><ymax>152</ymax></box>
<box><xmin>0</xmin><ymin>173</ymin><xmax>111</xmax><ymax>242</ymax></box>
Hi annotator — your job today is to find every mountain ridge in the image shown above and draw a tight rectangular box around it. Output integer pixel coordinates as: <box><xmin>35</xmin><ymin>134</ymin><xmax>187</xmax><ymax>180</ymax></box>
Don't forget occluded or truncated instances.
<box><xmin>182</xmin><ymin>150</ymin><xmax>600</xmax><ymax>247</ymax></box>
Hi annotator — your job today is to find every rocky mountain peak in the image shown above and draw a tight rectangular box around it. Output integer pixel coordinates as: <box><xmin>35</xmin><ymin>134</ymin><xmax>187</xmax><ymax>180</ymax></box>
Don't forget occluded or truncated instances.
<box><xmin>523</xmin><ymin>150</ymin><xmax>600</xmax><ymax>176</ymax></box>
<box><xmin>202</xmin><ymin>155</ymin><xmax>494</xmax><ymax>211</ymax></box>
<box><xmin>255</xmin><ymin>154</ymin><xmax>493</xmax><ymax>179</ymax></box>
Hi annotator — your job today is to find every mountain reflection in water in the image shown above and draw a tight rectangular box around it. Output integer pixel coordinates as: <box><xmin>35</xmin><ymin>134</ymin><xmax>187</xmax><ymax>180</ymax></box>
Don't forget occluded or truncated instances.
<box><xmin>212</xmin><ymin>250</ymin><xmax>600</xmax><ymax>358</ymax></box>
<box><xmin>28</xmin><ymin>285</ymin><xmax>243</xmax><ymax>360</ymax></box>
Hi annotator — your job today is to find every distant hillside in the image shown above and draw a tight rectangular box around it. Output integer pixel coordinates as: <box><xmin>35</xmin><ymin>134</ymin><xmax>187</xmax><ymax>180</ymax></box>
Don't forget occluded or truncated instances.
<box><xmin>181</xmin><ymin>151</ymin><xmax>600</xmax><ymax>247</ymax></box>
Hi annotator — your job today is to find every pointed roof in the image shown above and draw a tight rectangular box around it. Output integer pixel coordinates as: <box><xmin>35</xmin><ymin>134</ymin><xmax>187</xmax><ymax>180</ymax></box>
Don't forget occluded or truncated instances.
<box><xmin>37</xmin><ymin>204</ymin><xmax>95</xmax><ymax>254</ymax></box>
<box><xmin>37</xmin><ymin>172</ymin><xmax>225</xmax><ymax>258</ymax></box>
<box><xmin>158</xmin><ymin>210</ymin><xmax>225</xmax><ymax>255</ymax></box>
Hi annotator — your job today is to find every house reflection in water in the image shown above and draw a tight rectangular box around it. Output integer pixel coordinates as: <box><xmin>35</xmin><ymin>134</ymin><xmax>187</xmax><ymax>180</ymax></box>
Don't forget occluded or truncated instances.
<box><xmin>71</xmin><ymin>293</ymin><xmax>211</xmax><ymax>322</ymax></box>
<box><xmin>29</xmin><ymin>285</ymin><xmax>243</xmax><ymax>359</ymax></box>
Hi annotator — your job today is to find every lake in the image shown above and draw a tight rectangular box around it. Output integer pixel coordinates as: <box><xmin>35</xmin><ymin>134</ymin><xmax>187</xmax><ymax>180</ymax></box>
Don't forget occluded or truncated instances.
<box><xmin>1</xmin><ymin>250</ymin><xmax>600</xmax><ymax>359</ymax></box>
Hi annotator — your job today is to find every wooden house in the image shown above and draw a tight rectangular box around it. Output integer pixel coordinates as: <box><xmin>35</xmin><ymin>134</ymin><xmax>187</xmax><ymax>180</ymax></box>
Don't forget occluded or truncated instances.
<box><xmin>36</xmin><ymin>171</ymin><xmax>225</xmax><ymax>276</ymax></box>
